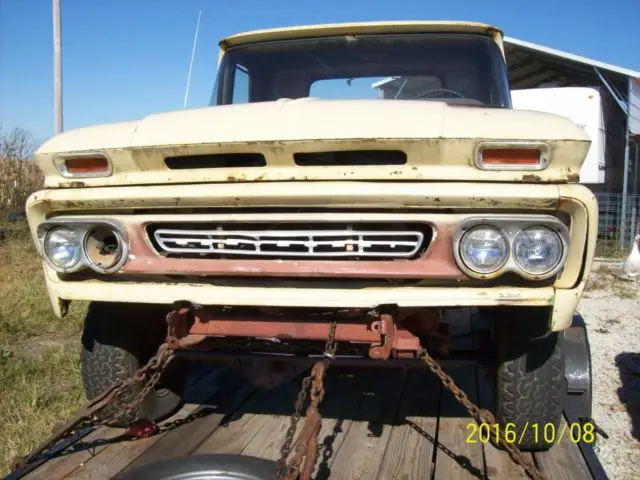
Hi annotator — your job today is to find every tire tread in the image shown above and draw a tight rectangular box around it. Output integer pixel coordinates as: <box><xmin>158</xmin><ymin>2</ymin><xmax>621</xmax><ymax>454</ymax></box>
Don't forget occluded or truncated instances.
<box><xmin>495</xmin><ymin>311</ymin><xmax>564</xmax><ymax>451</ymax></box>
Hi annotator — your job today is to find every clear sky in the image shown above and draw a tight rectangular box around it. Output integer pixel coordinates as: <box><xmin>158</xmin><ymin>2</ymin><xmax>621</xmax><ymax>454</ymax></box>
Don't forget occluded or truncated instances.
<box><xmin>1</xmin><ymin>0</ymin><xmax>639</xmax><ymax>141</ymax></box>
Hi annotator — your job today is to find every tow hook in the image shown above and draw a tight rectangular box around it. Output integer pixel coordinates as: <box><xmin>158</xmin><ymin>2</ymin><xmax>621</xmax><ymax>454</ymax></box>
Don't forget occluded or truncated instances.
<box><xmin>166</xmin><ymin>300</ymin><xmax>201</xmax><ymax>344</ymax></box>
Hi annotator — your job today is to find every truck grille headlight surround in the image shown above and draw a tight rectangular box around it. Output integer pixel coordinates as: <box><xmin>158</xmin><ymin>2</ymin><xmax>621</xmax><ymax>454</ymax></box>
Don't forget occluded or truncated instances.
<box><xmin>453</xmin><ymin>216</ymin><xmax>569</xmax><ymax>280</ymax></box>
<box><xmin>84</xmin><ymin>225</ymin><xmax>125</xmax><ymax>273</ymax></box>
<box><xmin>513</xmin><ymin>227</ymin><xmax>563</xmax><ymax>275</ymax></box>
<box><xmin>43</xmin><ymin>227</ymin><xmax>82</xmax><ymax>269</ymax></box>
<box><xmin>38</xmin><ymin>219</ymin><xmax>127</xmax><ymax>274</ymax></box>
<box><xmin>459</xmin><ymin>226</ymin><xmax>508</xmax><ymax>274</ymax></box>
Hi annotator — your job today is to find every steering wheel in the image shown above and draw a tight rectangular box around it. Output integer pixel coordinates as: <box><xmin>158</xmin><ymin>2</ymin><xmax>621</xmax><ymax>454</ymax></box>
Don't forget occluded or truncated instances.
<box><xmin>420</xmin><ymin>88</ymin><xmax>467</xmax><ymax>99</ymax></box>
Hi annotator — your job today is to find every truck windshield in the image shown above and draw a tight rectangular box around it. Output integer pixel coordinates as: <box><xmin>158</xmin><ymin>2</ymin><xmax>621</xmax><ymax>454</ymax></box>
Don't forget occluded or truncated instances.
<box><xmin>211</xmin><ymin>33</ymin><xmax>511</xmax><ymax>107</ymax></box>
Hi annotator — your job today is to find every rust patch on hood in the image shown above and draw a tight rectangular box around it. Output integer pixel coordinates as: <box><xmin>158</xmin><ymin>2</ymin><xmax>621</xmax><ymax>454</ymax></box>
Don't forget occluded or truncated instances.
<box><xmin>227</xmin><ymin>174</ymin><xmax>247</xmax><ymax>182</ymax></box>
<box><xmin>521</xmin><ymin>174</ymin><xmax>542</xmax><ymax>183</ymax></box>
<box><xmin>59</xmin><ymin>181</ymin><xmax>87</xmax><ymax>188</ymax></box>
<box><xmin>565</xmin><ymin>171</ymin><xmax>580</xmax><ymax>182</ymax></box>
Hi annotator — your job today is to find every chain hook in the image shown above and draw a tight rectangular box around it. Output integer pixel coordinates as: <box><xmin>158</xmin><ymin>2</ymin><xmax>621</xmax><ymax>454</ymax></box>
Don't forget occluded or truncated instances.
<box><xmin>274</xmin><ymin>319</ymin><xmax>338</xmax><ymax>480</ymax></box>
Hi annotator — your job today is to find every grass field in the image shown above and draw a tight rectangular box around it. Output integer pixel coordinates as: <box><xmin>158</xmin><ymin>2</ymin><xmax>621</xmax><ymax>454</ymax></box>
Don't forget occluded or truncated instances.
<box><xmin>0</xmin><ymin>224</ymin><xmax>88</xmax><ymax>476</ymax></box>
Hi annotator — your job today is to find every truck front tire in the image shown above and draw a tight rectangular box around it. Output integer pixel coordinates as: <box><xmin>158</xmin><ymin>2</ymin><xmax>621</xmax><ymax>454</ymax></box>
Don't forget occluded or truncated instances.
<box><xmin>80</xmin><ymin>302</ymin><xmax>186</xmax><ymax>427</ymax></box>
<box><xmin>494</xmin><ymin>308</ymin><xmax>564</xmax><ymax>451</ymax></box>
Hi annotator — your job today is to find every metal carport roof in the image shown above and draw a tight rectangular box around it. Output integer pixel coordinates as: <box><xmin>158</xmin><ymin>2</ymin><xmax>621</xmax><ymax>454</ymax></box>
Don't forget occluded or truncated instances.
<box><xmin>504</xmin><ymin>36</ymin><xmax>639</xmax><ymax>91</ymax></box>
<box><xmin>503</xmin><ymin>36</ymin><xmax>639</xmax><ymax>137</ymax></box>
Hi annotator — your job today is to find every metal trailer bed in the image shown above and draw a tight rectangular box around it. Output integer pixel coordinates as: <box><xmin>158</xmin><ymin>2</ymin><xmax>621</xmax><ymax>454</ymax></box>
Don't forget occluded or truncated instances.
<box><xmin>7</xmin><ymin>361</ymin><xmax>608</xmax><ymax>480</ymax></box>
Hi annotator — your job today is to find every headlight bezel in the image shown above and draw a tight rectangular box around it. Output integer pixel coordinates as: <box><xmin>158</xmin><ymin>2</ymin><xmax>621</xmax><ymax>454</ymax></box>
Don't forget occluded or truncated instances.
<box><xmin>43</xmin><ymin>227</ymin><xmax>82</xmax><ymax>270</ymax></box>
<box><xmin>37</xmin><ymin>218</ymin><xmax>128</xmax><ymax>274</ymax></box>
<box><xmin>458</xmin><ymin>225</ymin><xmax>510</xmax><ymax>275</ymax></box>
<box><xmin>453</xmin><ymin>215</ymin><xmax>570</xmax><ymax>281</ymax></box>
<box><xmin>512</xmin><ymin>226</ymin><xmax>565</xmax><ymax>276</ymax></box>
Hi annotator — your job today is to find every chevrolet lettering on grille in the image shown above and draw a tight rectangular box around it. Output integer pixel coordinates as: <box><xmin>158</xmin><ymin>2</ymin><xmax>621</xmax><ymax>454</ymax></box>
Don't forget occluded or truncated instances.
<box><xmin>152</xmin><ymin>228</ymin><xmax>425</xmax><ymax>259</ymax></box>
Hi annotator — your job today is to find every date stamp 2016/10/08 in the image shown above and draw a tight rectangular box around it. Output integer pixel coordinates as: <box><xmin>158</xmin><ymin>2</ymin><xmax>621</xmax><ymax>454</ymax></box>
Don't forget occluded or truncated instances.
<box><xmin>466</xmin><ymin>422</ymin><xmax>596</xmax><ymax>445</ymax></box>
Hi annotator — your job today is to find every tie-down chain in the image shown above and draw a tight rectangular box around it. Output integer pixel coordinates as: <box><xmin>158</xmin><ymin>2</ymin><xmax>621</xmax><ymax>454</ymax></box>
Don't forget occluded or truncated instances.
<box><xmin>272</xmin><ymin>317</ymin><xmax>547</xmax><ymax>480</ymax></box>
<box><xmin>11</xmin><ymin>306</ymin><xmax>546</xmax><ymax>480</ymax></box>
<box><xmin>9</xmin><ymin>306</ymin><xmax>189</xmax><ymax>472</ymax></box>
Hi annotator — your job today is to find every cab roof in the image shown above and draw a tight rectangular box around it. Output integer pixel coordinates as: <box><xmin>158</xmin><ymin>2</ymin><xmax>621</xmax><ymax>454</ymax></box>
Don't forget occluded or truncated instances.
<box><xmin>219</xmin><ymin>21</ymin><xmax>503</xmax><ymax>50</ymax></box>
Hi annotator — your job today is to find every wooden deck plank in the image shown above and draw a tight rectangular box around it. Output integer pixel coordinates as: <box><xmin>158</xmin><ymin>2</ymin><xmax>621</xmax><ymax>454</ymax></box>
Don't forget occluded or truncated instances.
<box><xmin>193</xmin><ymin>375</ymin><xmax>303</xmax><ymax>455</ymax></box>
<box><xmin>236</xmin><ymin>367</ymin><xmax>365</xmax><ymax>469</ymax></box>
<box><xmin>59</xmin><ymin>367</ymin><xmax>228</xmax><ymax>480</ymax></box>
<box><xmin>477</xmin><ymin>368</ymin><xmax>532</xmax><ymax>480</ymax></box>
<box><xmin>23</xmin><ymin>365</ymin><xmax>216</xmax><ymax>480</ymax></box>
<box><xmin>24</xmin><ymin>427</ymin><xmax>126</xmax><ymax>480</ymax></box>
<box><xmin>376</xmin><ymin>368</ymin><xmax>441</xmax><ymax>480</ymax></box>
<box><xmin>20</xmin><ymin>359</ymin><xmax>600</xmax><ymax>480</ymax></box>
<box><xmin>532</xmin><ymin>418</ymin><xmax>593</xmax><ymax>480</ymax></box>
<box><xmin>202</xmin><ymin>366</ymin><xmax>369</xmax><ymax>480</ymax></box>
<box><xmin>233</xmin><ymin>399</ymin><xmax>297</xmax><ymax>461</ymax></box>
<box><xmin>23</xmin><ymin>362</ymin><xmax>217</xmax><ymax>480</ymax></box>
<box><xmin>432</xmin><ymin>367</ymin><xmax>486</xmax><ymax>480</ymax></box>
<box><xmin>310</xmin><ymin>368</ymin><xmax>371</xmax><ymax>480</ymax></box>
<box><xmin>326</xmin><ymin>368</ymin><xmax>407</xmax><ymax>480</ymax></box>
<box><xmin>119</xmin><ymin>367</ymin><xmax>255</xmax><ymax>474</ymax></box>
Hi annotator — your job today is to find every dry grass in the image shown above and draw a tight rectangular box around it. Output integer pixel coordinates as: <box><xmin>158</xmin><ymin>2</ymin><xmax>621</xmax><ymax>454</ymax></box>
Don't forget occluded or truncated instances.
<box><xmin>595</xmin><ymin>237</ymin><xmax>634</xmax><ymax>260</ymax></box>
<box><xmin>0</xmin><ymin>227</ymin><xmax>87</xmax><ymax>475</ymax></box>
<box><xmin>584</xmin><ymin>264</ymin><xmax>638</xmax><ymax>298</ymax></box>
<box><xmin>0</xmin><ymin>126</ymin><xmax>43</xmax><ymax>214</ymax></box>
<box><xmin>0</xmin><ymin>157</ymin><xmax>43</xmax><ymax>214</ymax></box>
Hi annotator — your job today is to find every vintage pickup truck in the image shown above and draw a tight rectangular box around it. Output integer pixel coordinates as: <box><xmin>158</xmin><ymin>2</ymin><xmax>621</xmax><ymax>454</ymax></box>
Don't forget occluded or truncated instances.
<box><xmin>26</xmin><ymin>21</ymin><xmax>596</xmax><ymax>451</ymax></box>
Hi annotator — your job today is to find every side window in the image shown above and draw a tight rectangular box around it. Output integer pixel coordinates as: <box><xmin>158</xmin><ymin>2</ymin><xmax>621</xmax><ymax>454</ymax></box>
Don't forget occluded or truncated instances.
<box><xmin>232</xmin><ymin>65</ymin><xmax>250</xmax><ymax>104</ymax></box>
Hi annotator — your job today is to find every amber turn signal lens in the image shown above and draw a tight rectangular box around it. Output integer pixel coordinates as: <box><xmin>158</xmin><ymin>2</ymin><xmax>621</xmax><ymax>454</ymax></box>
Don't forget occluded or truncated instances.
<box><xmin>480</xmin><ymin>148</ymin><xmax>541</xmax><ymax>166</ymax></box>
<box><xmin>64</xmin><ymin>156</ymin><xmax>110</xmax><ymax>174</ymax></box>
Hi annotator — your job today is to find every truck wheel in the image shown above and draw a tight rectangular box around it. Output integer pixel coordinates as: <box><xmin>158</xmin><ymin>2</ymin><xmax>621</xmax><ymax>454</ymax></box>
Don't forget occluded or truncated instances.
<box><xmin>494</xmin><ymin>308</ymin><xmax>564</xmax><ymax>451</ymax></box>
<box><xmin>80</xmin><ymin>302</ymin><xmax>187</xmax><ymax>427</ymax></box>
<box><xmin>116</xmin><ymin>454</ymin><xmax>277</xmax><ymax>480</ymax></box>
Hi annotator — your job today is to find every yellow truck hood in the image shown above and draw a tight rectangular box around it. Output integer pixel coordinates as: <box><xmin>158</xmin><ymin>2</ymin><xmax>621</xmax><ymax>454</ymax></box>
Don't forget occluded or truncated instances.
<box><xmin>35</xmin><ymin>98</ymin><xmax>591</xmax><ymax>188</ymax></box>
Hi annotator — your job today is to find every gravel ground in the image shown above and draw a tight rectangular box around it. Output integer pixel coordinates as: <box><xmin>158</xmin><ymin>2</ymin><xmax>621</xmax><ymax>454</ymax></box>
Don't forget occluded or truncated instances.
<box><xmin>579</xmin><ymin>273</ymin><xmax>640</xmax><ymax>480</ymax></box>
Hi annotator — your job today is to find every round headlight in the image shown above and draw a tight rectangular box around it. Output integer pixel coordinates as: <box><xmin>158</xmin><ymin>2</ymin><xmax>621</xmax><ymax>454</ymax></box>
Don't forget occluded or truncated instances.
<box><xmin>84</xmin><ymin>225</ymin><xmax>124</xmax><ymax>272</ymax></box>
<box><xmin>459</xmin><ymin>226</ymin><xmax>509</xmax><ymax>274</ymax></box>
<box><xmin>513</xmin><ymin>227</ymin><xmax>563</xmax><ymax>275</ymax></box>
<box><xmin>44</xmin><ymin>227</ymin><xmax>81</xmax><ymax>269</ymax></box>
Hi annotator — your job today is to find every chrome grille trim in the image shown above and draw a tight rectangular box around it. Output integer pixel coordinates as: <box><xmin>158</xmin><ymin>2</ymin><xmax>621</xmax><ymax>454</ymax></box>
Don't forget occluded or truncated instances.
<box><xmin>152</xmin><ymin>228</ymin><xmax>425</xmax><ymax>259</ymax></box>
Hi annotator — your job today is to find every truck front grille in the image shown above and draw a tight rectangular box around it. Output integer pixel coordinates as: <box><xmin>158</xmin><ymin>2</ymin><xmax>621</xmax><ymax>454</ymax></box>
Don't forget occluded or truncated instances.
<box><xmin>148</xmin><ymin>223</ymin><xmax>430</xmax><ymax>260</ymax></box>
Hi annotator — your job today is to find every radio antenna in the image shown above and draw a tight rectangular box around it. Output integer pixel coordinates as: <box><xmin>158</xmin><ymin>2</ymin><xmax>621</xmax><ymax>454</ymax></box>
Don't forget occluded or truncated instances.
<box><xmin>183</xmin><ymin>10</ymin><xmax>202</xmax><ymax>109</ymax></box>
